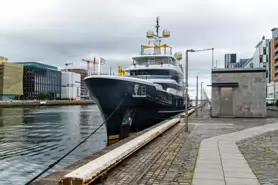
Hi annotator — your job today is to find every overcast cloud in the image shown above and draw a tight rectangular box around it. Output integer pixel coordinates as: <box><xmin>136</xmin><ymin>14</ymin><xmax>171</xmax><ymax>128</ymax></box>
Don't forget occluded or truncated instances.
<box><xmin>1</xmin><ymin>0</ymin><xmax>278</xmax><ymax>98</ymax></box>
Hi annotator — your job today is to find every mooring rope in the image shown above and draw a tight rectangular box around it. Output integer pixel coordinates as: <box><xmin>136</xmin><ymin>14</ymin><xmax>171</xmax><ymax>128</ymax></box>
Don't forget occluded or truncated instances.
<box><xmin>25</xmin><ymin>99</ymin><xmax>124</xmax><ymax>185</ymax></box>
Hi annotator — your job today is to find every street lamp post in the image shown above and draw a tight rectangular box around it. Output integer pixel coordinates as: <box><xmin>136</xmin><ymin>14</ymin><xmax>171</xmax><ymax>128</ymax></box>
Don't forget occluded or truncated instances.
<box><xmin>201</xmin><ymin>82</ymin><xmax>204</xmax><ymax>110</ymax></box>
<box><xmin>184</xmin><ymin>48</ymin><xmax>214</xmax><ymax>132</ymax></box>
<box><xmin>195</xmin><ymin>75</ymin><xmax>198</xmax><ymax>117</ymax></box>
<box><xmin>185</xmin><ymin>49</ymin><xmax>194</xmax><ymax>132</ymax></box>
<box><xmin>212</xmin><ymin>48</ymin><xmax>214</xmax><ymax>68</ymax></box>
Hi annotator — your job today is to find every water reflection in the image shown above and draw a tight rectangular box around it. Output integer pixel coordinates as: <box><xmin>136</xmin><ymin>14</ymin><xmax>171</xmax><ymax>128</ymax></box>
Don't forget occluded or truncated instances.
<box><xmin>0</xmin><ymin>105</ymin><xmax>106</xmax><ymax>185</ymax></box>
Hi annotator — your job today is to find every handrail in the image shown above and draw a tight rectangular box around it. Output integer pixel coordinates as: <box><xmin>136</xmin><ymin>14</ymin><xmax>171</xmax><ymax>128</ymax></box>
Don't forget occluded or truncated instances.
<box><xmin>131</xmin><ymin>75</ymin><xmax>172</xmax><ymax>79</ymax></box>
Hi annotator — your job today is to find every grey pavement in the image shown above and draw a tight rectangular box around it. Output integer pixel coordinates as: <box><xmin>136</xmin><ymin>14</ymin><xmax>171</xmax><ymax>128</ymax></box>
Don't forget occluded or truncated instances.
<box><xmin>101</xmin><ymin>106</ymin><xmax>278</xmax><ymax>185</ymax></box>
<box><xmin>237</xmin><ymin>130</ymin><xmax>278</xmax><ymax>185</ymax></box>
<box><xmin>192</xmin><ymin>115</ymin><xmax>278</xmax><ymax>185</ymax></box>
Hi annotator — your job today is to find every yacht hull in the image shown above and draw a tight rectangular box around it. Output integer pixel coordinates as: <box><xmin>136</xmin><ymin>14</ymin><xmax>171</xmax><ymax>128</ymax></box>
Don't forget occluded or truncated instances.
<box><xmin>84</xmin><ymin>76</ymin><xmax>187</xmax><ymax>143</ymax></box>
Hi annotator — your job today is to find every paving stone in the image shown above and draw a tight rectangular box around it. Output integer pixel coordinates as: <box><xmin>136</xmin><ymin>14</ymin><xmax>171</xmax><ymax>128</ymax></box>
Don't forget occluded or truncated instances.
<box><xmin>191</xmin><ymin>178</ymin><xmax>225</xmax><ymax>185</ymax></box>
<box><xmin>224</xmin><ymin>170</ymin><xmax>257</xmax><ymax>179</ymax></box>
<box><xmin>194</xmin><ymin>167</ymin><xmax>223</xmax><ymax>175</ymax></box>
<box><xmin>194</xmin><ymin>172</ymin><xmax>224</xmax><ymax>180</ymax></box>
<box><xmin>225</xmin><ymin>177</ymin><xmax>260</xmax><ymax>185</ymax></box>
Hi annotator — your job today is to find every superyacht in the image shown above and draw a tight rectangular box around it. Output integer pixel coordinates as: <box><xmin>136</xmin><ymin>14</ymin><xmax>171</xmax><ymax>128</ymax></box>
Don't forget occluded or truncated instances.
<box><xmin>84</xmin><ymin>18</ymin><xmax>190</xmax><ymax>142</ymax></box>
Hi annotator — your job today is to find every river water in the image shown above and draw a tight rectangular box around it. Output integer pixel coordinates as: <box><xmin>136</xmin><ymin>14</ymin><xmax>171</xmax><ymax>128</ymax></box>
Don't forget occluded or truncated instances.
<box><xmin>0</xmin><ymin>105</ymin><xmax>106</xmax><ymax>185</ymax></box>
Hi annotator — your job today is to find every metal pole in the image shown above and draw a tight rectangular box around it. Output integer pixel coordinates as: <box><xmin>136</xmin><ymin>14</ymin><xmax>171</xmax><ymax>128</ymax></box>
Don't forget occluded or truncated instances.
<box><xmin>71</xmin><ymin>72</ymin><xmax>73</xmax><ymax>101</ymax></box>
<box><xmin>184</xmin><ymin>50</ymin><xmax>189</xmax><ymax>132</ymax></box>
<box><xmin>201</xmin><ymin>82</ymin><xmax>203</xmax><ymax>103</ymax></box>
<box><xmin>274</xmin><ymin>83</ymin><xmax>276</xmax><ymax>100</ymax></box>
<box><xmin>110</xmin><ymin>66</ymin><xmax>112</xmax><ymax>75</ymax></box>
<box><xmin>98</xmin><ymin>57</ymin><xmax>101</xmax><ymax>75</ymax></box>
<box><xmin>212</xmin><ymin>48</ymin><xmax>214</xmax><ymax>69</ymax></box>
<box><xmin>195</xmin><ymin>95</ymin><xmax>197</xmax><ymax>114</ymax></box>
<box><xmin>201</xmin><ymin>82</ymin><xmax>204</xmax><ymax>110</ymax></box>
<box><xmin>196</xmin><ymin>75</ymin><xmax>198</xmax><ymax>117</ymax></box>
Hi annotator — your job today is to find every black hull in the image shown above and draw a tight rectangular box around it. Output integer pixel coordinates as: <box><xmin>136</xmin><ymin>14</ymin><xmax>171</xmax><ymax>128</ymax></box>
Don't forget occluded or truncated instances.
<box><xmin>84</xmin><ymin>76</ymin><xmax>187</xmax><ymax>142</ymax></box>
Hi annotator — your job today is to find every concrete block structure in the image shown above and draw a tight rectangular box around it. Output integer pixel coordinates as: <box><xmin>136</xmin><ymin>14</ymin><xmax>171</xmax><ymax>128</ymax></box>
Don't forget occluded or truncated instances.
<box><xmin>211</xmin><ymin>68</ymin><xmax>266</xmax><ymax>118</ymax></box>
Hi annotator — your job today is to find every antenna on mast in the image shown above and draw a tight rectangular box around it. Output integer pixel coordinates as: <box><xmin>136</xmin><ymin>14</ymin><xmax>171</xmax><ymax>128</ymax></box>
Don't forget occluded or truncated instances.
<box><xmin>156</xmin><ymin>16</ymin><xmax>160</xmax><ymax>36</ymax></box>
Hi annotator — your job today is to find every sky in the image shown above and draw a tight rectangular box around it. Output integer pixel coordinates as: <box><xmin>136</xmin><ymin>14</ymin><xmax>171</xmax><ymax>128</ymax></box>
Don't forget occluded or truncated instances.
<box><xmin>1</xmin><ymin>0</ymin><xmax>278</xmax><ymax>98</ymax></box>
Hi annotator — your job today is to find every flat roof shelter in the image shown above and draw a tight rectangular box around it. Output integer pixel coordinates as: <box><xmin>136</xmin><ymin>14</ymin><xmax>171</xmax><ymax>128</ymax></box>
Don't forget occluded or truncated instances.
<box><xmin>211</xmin><ymin>68</ymin><xmax>266</xmax><ymax>118</ymax></box>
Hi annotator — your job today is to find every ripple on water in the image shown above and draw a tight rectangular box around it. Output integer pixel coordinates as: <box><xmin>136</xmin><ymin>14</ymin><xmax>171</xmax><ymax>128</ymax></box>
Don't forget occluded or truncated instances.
<box><xmin>0</xmin><ymin>105</ymin><xmax>106</xmax><ymax>185</ymax></box>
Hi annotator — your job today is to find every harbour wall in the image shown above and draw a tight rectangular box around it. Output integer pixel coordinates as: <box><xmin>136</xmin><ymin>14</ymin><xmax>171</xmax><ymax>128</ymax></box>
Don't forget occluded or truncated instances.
<box><xmin>0</xmin><ymin>100</ymin><xmax>94</xmax><ymax>108</ymax></box>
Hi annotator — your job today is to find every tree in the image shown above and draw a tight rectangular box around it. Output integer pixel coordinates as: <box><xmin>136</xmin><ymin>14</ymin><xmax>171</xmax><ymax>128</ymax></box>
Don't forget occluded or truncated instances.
<box><xmin>37</xmin><ymin>92</ymin><xmax>51</xmax><ymax>100</ymax></box>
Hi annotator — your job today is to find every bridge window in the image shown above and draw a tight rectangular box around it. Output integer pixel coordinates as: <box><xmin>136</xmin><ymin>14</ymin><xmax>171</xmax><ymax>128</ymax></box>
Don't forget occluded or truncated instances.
<box><xmin>133</xmin><ymin>57</ymin><xmax>176</xmax><ymax>66</ymax></box>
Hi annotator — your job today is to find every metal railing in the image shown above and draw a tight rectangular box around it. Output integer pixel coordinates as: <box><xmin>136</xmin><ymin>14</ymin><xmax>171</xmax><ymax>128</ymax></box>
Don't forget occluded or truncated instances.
<box><xmin>130</xmin><ymin>75</ymin><xmax>172</xmax><ymax>80</ymax></box>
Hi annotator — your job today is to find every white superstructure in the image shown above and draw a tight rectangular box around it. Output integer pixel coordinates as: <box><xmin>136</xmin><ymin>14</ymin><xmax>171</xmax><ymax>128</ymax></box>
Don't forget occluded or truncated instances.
<box><xmin>124</xmin><ymin>17</ymin><xmax>184</xmax><ymax>99</ymax></box>
<box><xmin>126</xmin><ymin>55</ymin><xmax>184</xmax><ymax>97</ymax></box>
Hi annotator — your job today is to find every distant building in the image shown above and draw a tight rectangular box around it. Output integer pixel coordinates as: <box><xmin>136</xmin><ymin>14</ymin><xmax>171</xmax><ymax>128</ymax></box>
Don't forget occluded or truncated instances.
<box><xmin>224</xmin><ymin>54</ymin><xmax>237</xmax><ymax>68</ymax></box>
<box><xmin>15</xmin><ymin>62</ymin><xmax>61</xmax><ymax>100</ymax></box>
<box><xmin>0</xmin><ymin>63</ymin><xmax>24</xmax><ymax>100</ymax></box>
<box><xmin>62</xmin><ymin>69</ymin><xmax>88</xmax><ymax>98</ymax></box>
<box><xmin>233</xmin><ymin>58</ymin><xmax>250</xmax><ymax>68</ymax></box>
<box><xmin>243</xmin><ymin>36</ymin><xmax>270</xmax><ymax>82</ymax></box>
<box><xmin>61</xmin><ymin>71</ymin><xmax>81</xmax><ymax>99</ymax></box>
<box><xmin>270</xmin><ymin>28</ymin><xmax>278</xmax><ymax>82</ymax></box>
<box><xmin>0</xmin><ymin>56</ymin><xmax>8</xmax><ymax>64</ymax></box>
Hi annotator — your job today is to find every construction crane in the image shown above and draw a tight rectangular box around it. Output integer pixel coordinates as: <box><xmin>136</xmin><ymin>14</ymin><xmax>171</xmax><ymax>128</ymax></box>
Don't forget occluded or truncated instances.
<box><xmin>65</xmin><ymin>62</ymin><xmax>73</xmax><ymax>71</ymax></box>
<box><xmin>82</xmin><ymin>59</ymin><xmax>93</xmax><ymax>76</ymax></box>
<box><xmin>93</xmin><ymin>57</ymin><xmax>97</xmax><ymax>75</ymax></box>
<box><xmin>81</xmin><ymin>57</ymin><xmax>97</xmax><ymax>76</ymax></box>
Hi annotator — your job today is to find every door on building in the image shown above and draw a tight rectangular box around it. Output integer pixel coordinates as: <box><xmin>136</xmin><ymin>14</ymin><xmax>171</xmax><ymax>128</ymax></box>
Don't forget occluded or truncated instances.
<box><xmin>220</xmin><ymin>87</ymin><xmax>233</xmax><ymax>117</ymax></box>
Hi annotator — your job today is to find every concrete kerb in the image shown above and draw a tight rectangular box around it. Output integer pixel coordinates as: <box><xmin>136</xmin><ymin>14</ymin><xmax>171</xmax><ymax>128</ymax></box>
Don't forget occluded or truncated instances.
<box><xmin>60</xmin><ymin>108</ymin><xmax>198</xmax><ymax>185</ymax></box>
<box><xmin>192</xmin><ymin>122</ymin><xmax>278</xmax><ymax>185</ymax></box>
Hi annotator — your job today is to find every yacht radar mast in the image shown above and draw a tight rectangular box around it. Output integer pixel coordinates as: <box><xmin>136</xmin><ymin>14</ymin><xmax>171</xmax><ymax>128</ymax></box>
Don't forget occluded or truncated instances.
<box><xmin>156</xmin><ymin>17</ymin><xmax>160</xmax><ymax>37</ymax></box>
<box><xmin>145</xmin><ymin>17</ymin><xmax>171</xmax><ymax>55</ymax></box>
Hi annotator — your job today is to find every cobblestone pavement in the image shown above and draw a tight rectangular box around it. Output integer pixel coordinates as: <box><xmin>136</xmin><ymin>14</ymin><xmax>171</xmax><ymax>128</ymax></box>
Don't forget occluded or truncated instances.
<box><xmin>99</xmin><ymin>107</ymin><xmax>278</xmax><ymax>185</ymax></box>
<box><xmin>237</xmin><ymin>130</ymin><xmax>278</xmax><ymax>185</ymax></box>
<box><xmin>102</xmin><ymin>118</ymin><xmax>192</xmax><ymax>185</ymax></box>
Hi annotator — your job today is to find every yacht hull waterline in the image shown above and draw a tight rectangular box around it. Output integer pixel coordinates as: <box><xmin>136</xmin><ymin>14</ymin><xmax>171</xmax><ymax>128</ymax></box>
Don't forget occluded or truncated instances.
<box><xmin>84</xmin><ymin>76</ymin><xmax>188</xmax><ymax>141</ymax></box>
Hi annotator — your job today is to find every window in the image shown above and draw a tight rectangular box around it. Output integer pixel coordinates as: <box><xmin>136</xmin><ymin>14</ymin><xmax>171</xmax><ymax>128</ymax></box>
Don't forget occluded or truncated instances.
<box><xmin>263</xmin><ymin>47</ymin><xmax>266</xmax><ymax>55</ymax></box>
<box><xmin>134</xmin><ymin>57</ymin><xmax>176</xmax><ymax>66</ymax></box>
<box><xmin>259</xmin><ymin>55</ymin><xmax>263</xmax><ymax>63</ymax></box>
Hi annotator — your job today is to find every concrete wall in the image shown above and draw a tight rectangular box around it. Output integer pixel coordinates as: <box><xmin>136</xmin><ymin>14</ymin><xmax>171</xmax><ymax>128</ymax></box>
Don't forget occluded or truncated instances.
<box><xmin>211</xmin><ymin>68</ymin><xmax>266</xmax><ymax>117</ymax></box>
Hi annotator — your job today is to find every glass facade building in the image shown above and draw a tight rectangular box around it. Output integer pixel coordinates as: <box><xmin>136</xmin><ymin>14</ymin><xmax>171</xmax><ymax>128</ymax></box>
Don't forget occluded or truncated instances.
<box><xmin>16</xmin><ymin>62</ymin><xmax>61</xmax><ymax>100</ymax></box>
<box><xmin>224</xmin><ymin>54</ymin><xmax>237</xmax><ymax>68</ymax></box>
